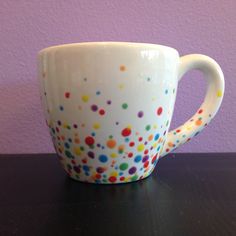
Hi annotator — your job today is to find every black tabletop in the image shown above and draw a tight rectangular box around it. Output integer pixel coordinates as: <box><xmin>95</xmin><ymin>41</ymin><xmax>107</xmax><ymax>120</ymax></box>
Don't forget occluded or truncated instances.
<box><xmin>0</xmin><ymin>153</ymin><xmax>235</xmax><ymax>236</ymax></box>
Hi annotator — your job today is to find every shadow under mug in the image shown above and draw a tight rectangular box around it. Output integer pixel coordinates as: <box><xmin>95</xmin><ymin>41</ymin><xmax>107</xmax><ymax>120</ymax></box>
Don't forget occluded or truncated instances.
<box><xmin>38</xmin><ymin>42</ymin><xmax>224</xmax><ymax>184</ymax></box>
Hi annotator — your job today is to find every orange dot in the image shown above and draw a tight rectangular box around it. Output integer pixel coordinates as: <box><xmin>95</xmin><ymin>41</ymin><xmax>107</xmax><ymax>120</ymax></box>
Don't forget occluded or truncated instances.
<box><xmin>106</xmin><ymin>139</ymin><xmax>117</xmax><ymax>149</ymax></box>
<box><xmin>74</xmin><ymin>138</ymin><xmax>80</xmax><ymax>144</ymax></box>
<box><xmin>148</xmin><ymin>134</ymin><xmax>153</xmax><ymax>141</ymax></box>
<box><xmin>120</xmin><ymin>65</ymin><xmax>126</xmax><ymax>71</ymax></box>
<box><xmin>168</xmin><ymin>142</ymin><xmax>174</xmax><ymax>147</ymax></box>
<box><xmin>195</xmin><ymin>119</ymin><xmax>202</xmax><ymax>126</ymax></box>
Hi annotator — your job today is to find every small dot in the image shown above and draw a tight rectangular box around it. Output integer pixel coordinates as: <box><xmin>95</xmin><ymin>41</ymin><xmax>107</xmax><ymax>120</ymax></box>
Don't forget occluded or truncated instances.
<box><xmin>137</xmin><ymin>111</ymin><xmax>144</xmax><ymax>118</ymax></box>
<box><xmin>122</xmin><ymin>103</ymin><xmax>128</xmax><ymax>109</ymax></box>
<box><xmin>115</xmin><ymin>122</ymin><xmax>119</xmax><ymax>125</ymax></box>
<box><xmin>165</xmin><ymin>89</ymin><xmax>168</xmax><ymax>94</ymax></box>
<box><xmin>81</xmin><ymin>95</ymin><xmax>89</xmax><ymax>102</ymax></box>
<box><xmin>91</xmin><ymin>104</ymin><xmax>98</xmax><ymax>112</ymax></box>
<box><xmin>157</xmin><ymin>107</ymin><xmax>163</xmax><ymax>116</ymax></box>
<box><xmin>96</xmin><ymin>91</ymin><xmax>101</xmax><ymax>95</ymax></box>
<box><xmin>107</xmin><ymin>100</ymin><xmax>112</xmax><ymax>105</ymax></box>
<box><xmin>65</xmin><ymin>92</ymin><xmax>70</xmax><ymax>98</ymax></box>
<box><xmin>84</xmin><ymin>78</ymin><xmax>87</xmax><ymax>81</ymax></box>
<box><xmin>99</xmin><ymin>109</ymin><xmax>105</xmax><ymax>115</ymax></box>
<box><xmin>73</xmin><ymin>124</ymin><xmax>78</xmax><ymax>129</ymax></box>
<box><xmin>147</xmin><ymin>77</ymin><xmax>151</xmax><ymax>82</ymax></box>
<box><xmin>145</xmin><ymin>125</ymin><xmax>151</xmax><ymax>131</ymax></box>
<box><xmin>59</xmin><ymin>105</ymin><xmax>64</xmax><ymax>111</ymax></box>
<box><xmin>120</xmin><ymin>65</ymin><xmax>126</xmax><ymax>71</ymax></box>
<box><xmin>217</xmin><ymin>90</ymin><xmax>223</xmax><ymax>97</ymax></box>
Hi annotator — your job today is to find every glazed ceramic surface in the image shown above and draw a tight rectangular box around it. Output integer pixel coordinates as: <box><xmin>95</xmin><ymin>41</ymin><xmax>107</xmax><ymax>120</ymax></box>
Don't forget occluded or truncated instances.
<box><xmin>38</xmin><ymin>42</ymin><xmax>224</xmax><ymax>184</ymax></box>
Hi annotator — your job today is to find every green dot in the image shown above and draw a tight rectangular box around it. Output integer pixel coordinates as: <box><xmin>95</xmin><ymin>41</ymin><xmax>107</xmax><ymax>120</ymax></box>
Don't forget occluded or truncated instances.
<box><xmin>122</xmin><ymin>103</ymin><xmax>128</xmax><ymax>109</ymax></box>
<box><xmin>65</xmin><ymin>150</ymin><xmax>73</xmax><ymax>158</ymax></box>
<box><xmin>119</xmin><ymin>163</ymin><xmax>129</xmax><ymax>171</ymax></box>
<box><xmin>131</xmin><ymin>175</ymin><xmax>138</xmax><ymax>181</ymax></box>
<box><xmin>145</xmin><ymin>125</ymin><xmax>151</xmax><ymax>131</ymax></box>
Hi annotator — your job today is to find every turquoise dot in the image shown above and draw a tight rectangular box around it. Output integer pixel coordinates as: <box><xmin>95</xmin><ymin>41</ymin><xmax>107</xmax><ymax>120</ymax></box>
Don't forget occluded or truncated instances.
<box><xmin>165</xmin><ymin>89</ymin><xmax>168</xmax><ymax>94</ymax></box>
<box><xmin>99</xmin><ymin>154</ymin><xmax>108</xmax><ymax>163</ymax></box>
<box><xmin>134</xmin><ymin>155</ymin><xmax>142</xmax><ymax>163</ymax></box>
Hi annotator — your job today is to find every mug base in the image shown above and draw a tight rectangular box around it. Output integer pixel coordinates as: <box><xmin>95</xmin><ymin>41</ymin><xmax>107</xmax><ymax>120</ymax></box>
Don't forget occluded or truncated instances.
<box><xmin>65</xmin><ymin>167</ymin><xmax>156</xmax><ymax>184</ymax></box>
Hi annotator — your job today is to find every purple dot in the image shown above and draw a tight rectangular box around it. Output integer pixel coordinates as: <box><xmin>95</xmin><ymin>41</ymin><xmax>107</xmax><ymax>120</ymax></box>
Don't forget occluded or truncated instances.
<box><xmin>91</xmin><ymin>104</ymin><xmax>98</xmax><ymax>112</ymax></box>
<box><xmin>73</xmin><ymin>124</ymin><xmax>78</xmax><ymax>128</ymax></box>
<box><xmin>97</xmin><ymin>143</ymin><xmax>101</xmax><ymax>147</ymax></box>
<box><xmin>128</xmin><ymin>166</ymin><xmax>137</xmax><ymax>175</ymax></box>
<box><xmin>138</xmin><ymin>111</ymin><xmax>144</xmax><ymax>118</ymax></box>
<box><xmin>142</xmin><ymin>155</ymin><xmax>149</xmax><ymax>163</ymax></box>
<box><xmin>88</xmin><ymin>151</ymin><xmax>95</xmax><ymax>159</ymax></box>
<box><xmin>107</xmin><ymin>100</ymin><xmax>112</xmax><ymax>105</ymax></box>
<box><xmin>144</xmin><ymin>141</ymin><xmax>148</xmax><ymax>145</ymax></box>
<box><xmin>57</xmin><ymin>120</ymin><xmax>61</xmax><ymax>126</ymax></box>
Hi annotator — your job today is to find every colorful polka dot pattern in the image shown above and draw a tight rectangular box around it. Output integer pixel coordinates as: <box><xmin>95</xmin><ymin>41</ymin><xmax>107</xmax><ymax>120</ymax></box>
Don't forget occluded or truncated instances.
<box><xmin>40</xmin><ymin>52</ymin><xmax>224</xmax><ymax>184</ymax></box>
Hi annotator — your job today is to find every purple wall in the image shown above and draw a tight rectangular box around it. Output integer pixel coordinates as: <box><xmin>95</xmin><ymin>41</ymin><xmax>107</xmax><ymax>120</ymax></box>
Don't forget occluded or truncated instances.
<box><xmin>0</xmin><ymin>1</ymin><xmax>235</xmax><ymax>154</ymax></box>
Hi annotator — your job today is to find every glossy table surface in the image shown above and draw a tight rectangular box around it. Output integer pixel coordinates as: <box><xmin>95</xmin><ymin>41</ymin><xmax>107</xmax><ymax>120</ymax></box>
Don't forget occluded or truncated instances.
<box><xmin>0</xmin><ymin>153</ymin><xmax>235</xmax><ymax>236</ymax></box>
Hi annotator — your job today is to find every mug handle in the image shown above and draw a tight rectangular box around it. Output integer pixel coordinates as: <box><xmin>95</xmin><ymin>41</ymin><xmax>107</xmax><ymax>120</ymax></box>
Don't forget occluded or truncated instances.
<box><xmin>160</xmin><ymin>54</ymin><xmax>225</xmax><ymax>157</ymax></box>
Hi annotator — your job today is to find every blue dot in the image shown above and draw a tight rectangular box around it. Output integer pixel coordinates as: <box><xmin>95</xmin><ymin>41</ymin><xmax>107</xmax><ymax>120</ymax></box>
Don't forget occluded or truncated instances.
<box><xmin>125</xmin><ymin>138</ymin><xmax>129</xmax><ymax>142</ymax></box>
<box><xmin>83</xmin><ymin>165</ymin><xmax>90</xmax><ymax>172</ymax></box>
<box><xmin>99</xmin><ymin>154</ymin><xmax>108</xmax><ymax>163</ymax></box>
<box><xmin>96</xmin><ymin>91</ymin><xmax>101</xmax><ymax>95</ymax></box>
<box><xmin>154</xmin><ymin>133</ymin><xmax>160</xmax><ymax>141</ymax></box>
<box><xmin>91</xmin><ymin>132</ymin><xmax>96</xmax><ymax>137</ymax></box>
<box><xmin>85</xmin><ymin>172</ymin><xmax>89</xmax><ymax>176</ymax></box>
<box><xmin>134</xmin><ymin>155</ymin><xmax>142</xmax><ymax>163</ymax></box>
<box><xmin>59</xmin><ymin>105</ymin><xmax>64</xmax><ymax>111</ymax></box>
<box><xmin>165</xmin><ymin>89</ymin><xmax>168</xmax><ymax>94</ymax></box>
<box><xmin>68</xmin><ymin>138</ymin><xmax>72</xmax><ymax>143</ymax></box>
<box><xmin>157</xmin><ymin>146</ymin><xmax>161</xmax><ymax>151</ymax></box>
<box><xmin>64</xmin><ymin>142</ymin><xmax>70</xmax><ymax>148</ymax></box>
<box><xmin>119</xmin><ymin>172</ymin><xmax>123</xmax><ymax>176</ymax></box>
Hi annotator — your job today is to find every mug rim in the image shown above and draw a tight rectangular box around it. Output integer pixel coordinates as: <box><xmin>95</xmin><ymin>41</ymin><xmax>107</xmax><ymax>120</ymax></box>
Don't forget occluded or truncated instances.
<box><xmin>38</xmin><ymin>41</ymin><xmax>178</xmax><ymax>55</ymax></box>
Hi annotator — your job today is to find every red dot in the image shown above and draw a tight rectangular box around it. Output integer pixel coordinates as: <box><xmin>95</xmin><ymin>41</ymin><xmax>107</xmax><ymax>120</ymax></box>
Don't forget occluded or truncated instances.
<box><xmin>138</xmin><ymin>137</ymin><xmax>143</xmax><ymax>142</ymax></box>
<box><xmin>99</xmin><ymin>109</ymin><xmax>105</xmax><ymax>115</ymax></box>
<box><xmin>151</xmin><ymin>154</ymin><xmax>157</xmax><ymax>164</ymax></box>
<box><xmin>157</xmin><ymin>107</ymin><xmax>163</xmax><ymax>116</ymax></box>
<box><xmin>85</xmin><ymin>136</ymin><xmax>95</xmax><ymax>146</ymax></box>
<box><xmin>144</xmin><ymin>149</ymin><xmax>149</xmax><ymax>155</ymax></box>
<box><xmin>144</xmin><ymin>161</ymin><xmax>149</xmax><ymax>168</ymax></box>
<box><xmin>129</xmin><ymin>142</ymin><xmax>135</xmax><ymax>147</ymax></box>
<box><xmin>82</xmin><ymin>158</ymin><xmax>87</xmax><ymax>164</ymax></box>
<box><xmin>96</xmin><ymin>167</ymin><xmax>105</xmax><ymax>173</ymax></box>
<box><xmin>121</xmin><ymin>127</ymin><xmax>131</xmax><ymax>137</ymax></box>
<box><xmin>109</xmin><ymin>176</ymin><xmax>117</xmax><ymax>183</ymax></box>
<box><xmin>198</xmin><ymin>109</ymin><xmax>203</xmax><ymax>114</ymax></box>
<box><xmin>176</xmin><ymin>129</ymin><xmax>181</xmax><ymax>133</ymax></box>
<box><xmin>71</xmin><ymin>160</ymin><xmax>76</xmax><ymax>165</ymax></box>
<box><xmin>95</xmin><ymin>174</ymin><xmax>101</xmax><ymax>179</ymax></box>
<box><xmin>65</xmin><ymin>92</ymin><xmax>70</xmax><ymax>98</ymax></box>
<box><xmin>120</xmin><ymin>176</ymin><xmax>125</xmax><ymax>181</ymax></box>
<box><xmin>128</xmin><ymin>152</ymin><xmax>133</xmax><ymax>158</ymax></box>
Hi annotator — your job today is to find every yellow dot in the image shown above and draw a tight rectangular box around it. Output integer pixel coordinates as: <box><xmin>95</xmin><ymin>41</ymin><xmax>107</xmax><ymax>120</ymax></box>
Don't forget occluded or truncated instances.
<box><xmin>137</xmin><ymin>144</ymin><xmax>145</xmax><ymax>152</ymax></box>
<box><xmin>110</xmin><ymin>171</ymin><xmax>118</xmax><ymax>177</ymax></box>
<box><xmin>93</xmin><ymin>123</ymin><xmax>100</xmax><ymax>129</ymax></box>
<box><xmin>217</xmin><ymin>90</ymin><xmax>223</xmax><ymax>97</ymax></box>
<box><xmin>120</xmin><ymin>65</ymin><xmax>126</xmax><ymax>71</ymax></box>
<box><xmin>187</xmin><ymin>126</ymin><xmax>192</xmax><ymax>131</ymax></box>
<box><xmin>118</xmin><ymin>83</ymin><xmax>124</xmax><ymax>89</ymax></box>
<box><xmin>110</xmin><ymin>153</ymin><xmax>117</xmax><ymax>158</ymax></box>
<box><xmin>153</xmin><ymin>142</ymin><xmax>158</xmax><ymax>148</ymax></box>
<box><xmin>63</xmin><ymin>123</ymin><xmax>67</xmax><ymax>128</ymax></box>
<box><xmin>81</xmin><ymin>95</ymin><xmax>89</xmax><ymax>102</ymax></box>
<box><xmin>153</xmin><ymin>124</ymin><xmax>158</xmax><ymax>129</ymax></box>
<box><xmin>74</xmin><ymin>147</ymin><xmax>81</xmax><ymax>156</ymax></box>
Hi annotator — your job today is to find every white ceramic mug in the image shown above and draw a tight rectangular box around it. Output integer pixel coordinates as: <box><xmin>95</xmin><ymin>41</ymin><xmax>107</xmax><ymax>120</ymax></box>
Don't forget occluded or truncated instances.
<box><xmin>38</xmin><ymin>42</ymin><xmax>224</xmax><ymax>184</ymax></box>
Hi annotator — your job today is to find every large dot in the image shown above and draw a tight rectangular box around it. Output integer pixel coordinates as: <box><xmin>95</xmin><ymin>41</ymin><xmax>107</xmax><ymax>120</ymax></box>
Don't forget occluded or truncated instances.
<box><xmin>119</xmin><ymin>163</ymin><xmax>129</xmax><ymax>171</ymax></box>
<box><xmin>157</xmin><ymin>107</ymin><xmax>163</xmax><ymax>116</ymax></box>
<box><xmin>99</xmin><ymin>154</ymin><xmax>108</xmax><ymax>163</ymax></box>
<box><xmin>121</xmin><ymin>127</ymin><xmax>131</xmax><ymax>137</ymax></box>
<box><xmin>137</xmin><ymin>144</ymin><xmax>145</xmax><ymax>152</ymax></box>
<box><xmin>85</xmin><ymin>136</ymin><xmax>95</xmax><ymax>146</ymax></box>
<box><xmin>128</xmin><ymin>166</ymin><xmax>137</xmax><ymax>175</ymax></box>
<box><xmin>134</xmin><ymin>155</ymin><xmax>142</xmax><ymax>163</ymax></box>
<box><xmin>106</xmin><ymin>139</ymin><xmax>117</xmax><ymax>149</ymax></box>
<box><xmin>154</xmin><ymin>133</ymin><xmax>160</xmax><ymax>141</ymax></box>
